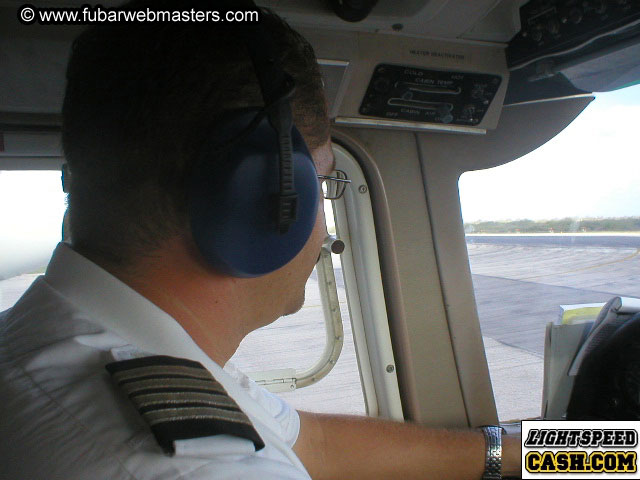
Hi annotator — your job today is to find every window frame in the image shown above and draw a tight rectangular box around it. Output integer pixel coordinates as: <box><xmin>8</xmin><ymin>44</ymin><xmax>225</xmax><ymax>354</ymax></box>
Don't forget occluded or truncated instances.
<box><xmin>331</xmin><ymin>143</ymin><xmax>404</xmax><ymax>420</ymax></box>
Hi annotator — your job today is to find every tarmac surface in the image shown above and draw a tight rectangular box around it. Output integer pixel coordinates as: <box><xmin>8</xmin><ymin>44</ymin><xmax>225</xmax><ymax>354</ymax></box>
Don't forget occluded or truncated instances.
<box><xmin>467</xmin><ymin>234</ymin><xmax>640</xmax><ymax>420</ymax></box>
<box><xmin>468</xmin><ymin>235</ymin><xmax>640</xmax><ymax>356</ymax></box>
<box><xmin>467</xmin><ymin>234</ymin><xmax>640</xmax><ymax>249</ymax></box>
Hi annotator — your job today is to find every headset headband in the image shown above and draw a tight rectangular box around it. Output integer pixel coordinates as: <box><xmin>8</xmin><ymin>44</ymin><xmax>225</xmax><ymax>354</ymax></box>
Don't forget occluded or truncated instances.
<box><xmin>242</xmin><ymin>3</ymin><xmax>299</xmax><ymax>233</ymax></box>
<box><xmin>188</xmin><ymin>2</ymin><xmax>319</xmax><ymax>277</ymax></box>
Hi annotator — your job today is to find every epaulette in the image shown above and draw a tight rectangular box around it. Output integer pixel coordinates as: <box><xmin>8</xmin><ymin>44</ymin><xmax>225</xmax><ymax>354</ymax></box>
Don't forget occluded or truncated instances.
<box><xmin>105</xmin><ymin>355</ymin><xmax>265</xmax><ymax>454</ymax></box>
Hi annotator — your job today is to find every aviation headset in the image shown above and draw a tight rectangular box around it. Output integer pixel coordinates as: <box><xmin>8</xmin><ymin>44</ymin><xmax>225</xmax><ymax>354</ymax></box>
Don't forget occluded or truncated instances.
<box><xmin>188</xmin><ymin>5</ymin><xmax>320</xmax><ymax>278</ymax></box>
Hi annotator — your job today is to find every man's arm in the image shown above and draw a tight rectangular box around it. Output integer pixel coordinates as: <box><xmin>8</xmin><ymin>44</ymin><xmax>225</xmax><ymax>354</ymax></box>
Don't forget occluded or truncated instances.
<box><xmin>294</xmin><ymin>410</ymin><xmax>521</xmax><ymax>480</ymax></box>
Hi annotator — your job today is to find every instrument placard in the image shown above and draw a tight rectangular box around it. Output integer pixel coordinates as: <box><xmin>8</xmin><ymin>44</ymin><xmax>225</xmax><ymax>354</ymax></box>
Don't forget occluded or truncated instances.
<box><xmin>359</xmin><ymin>64</ymin><xmax>502</xmax><ymax>126</ymax></box>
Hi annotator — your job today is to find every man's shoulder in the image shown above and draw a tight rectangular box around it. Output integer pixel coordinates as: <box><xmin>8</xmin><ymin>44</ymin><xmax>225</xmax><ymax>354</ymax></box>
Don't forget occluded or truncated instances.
<box><xmin>0</xmin><ymin>292</ymin><xmax>310</xmax><ymax>479</ymax></box>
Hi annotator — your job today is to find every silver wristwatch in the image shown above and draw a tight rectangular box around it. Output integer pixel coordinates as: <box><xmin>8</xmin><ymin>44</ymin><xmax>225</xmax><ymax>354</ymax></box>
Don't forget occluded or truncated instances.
<box><xmin>480</xmin><ymin>425</ymin><xmax>504</xmax><ymax>480</ymax></box>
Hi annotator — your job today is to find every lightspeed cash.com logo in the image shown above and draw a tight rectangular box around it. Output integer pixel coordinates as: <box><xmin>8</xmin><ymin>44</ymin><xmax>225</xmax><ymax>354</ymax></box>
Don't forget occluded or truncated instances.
<box><xmin>522</xmin><ymin>421</ymin><xmax>640</xmax><ymax>479</ymax></box>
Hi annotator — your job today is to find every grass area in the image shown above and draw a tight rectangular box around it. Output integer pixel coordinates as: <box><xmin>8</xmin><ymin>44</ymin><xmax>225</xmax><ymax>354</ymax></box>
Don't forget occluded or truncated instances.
<box><xmin>464</xmin><ymin>217</ymin><xmax>640</xmax><ymax>234</ymax></box>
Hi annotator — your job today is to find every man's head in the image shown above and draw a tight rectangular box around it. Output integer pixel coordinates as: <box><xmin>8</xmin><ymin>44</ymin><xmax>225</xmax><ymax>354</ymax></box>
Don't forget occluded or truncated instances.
<box><xmin>62</xmin><ymin>0</ymin><xmax>330</xmax><ymax>270</ymax></box>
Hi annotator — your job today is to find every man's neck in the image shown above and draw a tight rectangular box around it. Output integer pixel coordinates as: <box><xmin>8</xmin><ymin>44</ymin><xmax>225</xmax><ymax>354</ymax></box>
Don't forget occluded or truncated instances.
<box><xmin>87</xmin><ymin>237</ymin><xmax>271</xmax><ymax>366</ymax></box>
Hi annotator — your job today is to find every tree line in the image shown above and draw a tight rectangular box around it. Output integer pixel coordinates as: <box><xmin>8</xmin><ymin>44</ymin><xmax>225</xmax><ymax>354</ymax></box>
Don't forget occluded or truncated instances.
<box><xmin>464</xmin><ymin>217</ymin><xmax>640</xmax><ymax>234</ymax></box>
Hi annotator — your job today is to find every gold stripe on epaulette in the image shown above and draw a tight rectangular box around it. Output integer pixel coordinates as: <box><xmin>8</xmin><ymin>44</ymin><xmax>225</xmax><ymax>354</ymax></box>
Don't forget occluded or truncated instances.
<box><xmin>121</xmin><ymin>378</ymin><xmax>226</xmax><ymax>395</ymax></box>
<box><xmin>112</xmin><ymin>365</ymin><xmax>215</xmax><ymax>383</ymax></box>
<box><xmin>132</xmin><ymin>391</ymin><xmax>239</xmax><ymax>410</ymax></box>
<box><xmin>143</xmin><ymin>406</ymin><xmax>253</xmax><ymax>427</ymax></box>
<box><xmin>105</xmin><ymin>355</ymin><xmax>266</xmax><ymax>453</ymax></box>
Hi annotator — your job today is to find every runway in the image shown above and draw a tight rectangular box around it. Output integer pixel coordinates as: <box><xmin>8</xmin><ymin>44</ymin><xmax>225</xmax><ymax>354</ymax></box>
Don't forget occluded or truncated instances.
<box><xmin>467</xmin><ymin>235</ymin><xmax>640</xmax><ymax>355</ymax></box>
<box><xmin>466</xmin><ymin>234</ymin><xmax>640</xmax><ymax>249</ymax></box>
<box><xmin>468</xmin><ymin>234</ymin><xmax>640</xmax><ymax>420</ymax></box>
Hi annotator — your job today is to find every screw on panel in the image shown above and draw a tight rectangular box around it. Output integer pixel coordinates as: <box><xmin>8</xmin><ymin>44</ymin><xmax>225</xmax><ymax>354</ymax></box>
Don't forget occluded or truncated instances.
<box><xmin>386</xmin><ymin>364</ymin><xmax>395</xmax><ymax>373</ymax></box>
<box><xmin>358</xmin><ymin>185</ymin><xmax>368</xmax><ymax>194</ymax></box>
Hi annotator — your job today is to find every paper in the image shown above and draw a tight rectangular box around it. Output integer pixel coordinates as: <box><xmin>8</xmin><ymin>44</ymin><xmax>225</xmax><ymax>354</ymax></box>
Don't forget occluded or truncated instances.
<box><xmin>542</xmin><ymin>296</ymin><xmax>640</xmax><ymax>419</ymax></box>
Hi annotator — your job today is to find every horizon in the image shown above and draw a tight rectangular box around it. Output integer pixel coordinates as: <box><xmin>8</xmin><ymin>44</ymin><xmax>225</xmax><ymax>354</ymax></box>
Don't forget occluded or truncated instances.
<box><xmin>464</xmin><ymin>215</ymin><xmax>640</xmax><ymax>224</ymax></box>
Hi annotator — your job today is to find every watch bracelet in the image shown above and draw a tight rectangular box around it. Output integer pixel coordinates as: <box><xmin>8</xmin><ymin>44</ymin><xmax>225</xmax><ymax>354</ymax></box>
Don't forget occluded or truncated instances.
<box><xmin>480</xmin><ymin>425</ymin><xmax>503</xmax><ymax>480</ymax></box>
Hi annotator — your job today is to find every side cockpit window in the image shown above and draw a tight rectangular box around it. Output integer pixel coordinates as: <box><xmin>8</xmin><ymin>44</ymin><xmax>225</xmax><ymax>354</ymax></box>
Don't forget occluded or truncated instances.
<box><xmin>0</xmin><ymin>170</ymin><xmax>66</xmax><ymax>311</ymax></box>
<box><xmin>231</xmin><ymin>144</ymin><xmax>403</xmax><ymax>418</ymax></box>
<box><xmin>459</xmin><ymin>85</ymin><xmax>640</xmax><ymax>422</ymax></box>
<box><xmin>1</xmin><ymin>149</ymin><xmax>402</xmax><ymax>419</ymax></box>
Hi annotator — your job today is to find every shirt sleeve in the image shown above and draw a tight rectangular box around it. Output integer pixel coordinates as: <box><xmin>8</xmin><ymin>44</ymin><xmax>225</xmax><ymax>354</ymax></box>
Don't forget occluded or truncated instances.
<box><xmin>223</xmin><ymin>361</ymin><xmax>301</xmax><ymax>448</ymax></box>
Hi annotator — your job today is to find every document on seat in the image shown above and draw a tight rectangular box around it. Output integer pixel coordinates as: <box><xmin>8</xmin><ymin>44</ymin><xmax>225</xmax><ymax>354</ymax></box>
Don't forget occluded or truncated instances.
<box><xmin>542</xmin><ymin>318</ymin><xmax>593</xmax><ymax>419</ymax></box>
<box><xmin>541</xmin><ymin>297</ymin><xmax>640</xmax><ymax>419</ymax></box>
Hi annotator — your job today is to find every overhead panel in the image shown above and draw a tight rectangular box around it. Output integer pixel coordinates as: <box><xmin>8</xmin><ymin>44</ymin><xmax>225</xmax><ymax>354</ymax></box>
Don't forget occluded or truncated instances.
<box><xmin>505</xmin><ymin>0</ymin><xmax>640</xmax><ymax>102</ymax></box>
<box><xmin>507</xmin><ymin>0</ymin><xmax>640</xmax><ymax>70</ymax></box>
<box><xmin>306</xmin><ymin>29</ymin><xmax>510</xmax><ymax>134</ymax></box>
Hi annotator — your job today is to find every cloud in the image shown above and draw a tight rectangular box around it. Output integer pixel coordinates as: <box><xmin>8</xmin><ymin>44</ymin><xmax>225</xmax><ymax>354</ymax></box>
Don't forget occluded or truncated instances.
<box><xmin>460</xmin><ymin>86</ymin><xmax>640</xmax><ymax>222</ymax></box>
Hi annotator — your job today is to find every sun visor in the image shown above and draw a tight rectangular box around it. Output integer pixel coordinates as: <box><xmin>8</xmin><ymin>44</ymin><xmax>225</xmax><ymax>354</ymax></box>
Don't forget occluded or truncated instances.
<box><xmin>506</xmin><ymin>1</ymin><xmax>640</xmax><ymax>103</ymax></box>
<box><xmin>0</xmin><ymin>36</ymin><xmax>353</xmax><ymax>166</ymax></box>
<box><xmin>0</xmin><ymin>35</ymin><xmax>68</xmax><ymax>169</ymax></box>
<box><xmin>559</xmin><ymin>41</ymin><xmax>640</xmax><ymax>92</ymax></box>
<box><xmin>0</xmin><ymin>36</ymin><xmax>69</xmax><ymax>115</ymax></box>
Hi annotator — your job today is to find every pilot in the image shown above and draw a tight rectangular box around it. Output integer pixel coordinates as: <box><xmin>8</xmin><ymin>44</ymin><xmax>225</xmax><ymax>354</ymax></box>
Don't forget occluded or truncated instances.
<box><xmin>0</xmin><ymin>0</ymin><xmax>521</xmax><ymax>478</ymax></box>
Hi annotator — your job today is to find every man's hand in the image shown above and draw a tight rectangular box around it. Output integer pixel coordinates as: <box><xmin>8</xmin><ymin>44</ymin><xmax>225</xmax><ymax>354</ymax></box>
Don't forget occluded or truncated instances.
<box><xmin>294</xmin><ymin>410</ymin><xmax>521</xmax><ymax>479</ymax></box>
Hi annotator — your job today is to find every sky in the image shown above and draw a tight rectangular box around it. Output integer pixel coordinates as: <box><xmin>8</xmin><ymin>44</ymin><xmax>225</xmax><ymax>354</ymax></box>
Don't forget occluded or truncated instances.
<box><xmin>459</xmin><ymin>83</ymin><xmax>640</xmax><ymax>223</ymax></box>
<box><xmin>0</xmin><ymin>170</ymin><xmax>66</xmax><ymax>279</ymax></box>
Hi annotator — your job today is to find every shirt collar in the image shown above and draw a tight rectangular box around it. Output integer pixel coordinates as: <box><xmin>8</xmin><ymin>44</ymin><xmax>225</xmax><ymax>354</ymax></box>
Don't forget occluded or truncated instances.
<box><xmin>44</xmin><ymin>242</ymin><xmax>214</xmax><ymax>364</ymax></box>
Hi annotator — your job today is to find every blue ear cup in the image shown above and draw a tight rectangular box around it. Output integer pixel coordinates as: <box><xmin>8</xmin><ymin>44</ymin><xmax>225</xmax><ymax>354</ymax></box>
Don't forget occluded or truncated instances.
<box><xmin>189</xmin><ymin>109</ymin><xmax>319</xmax><ymax>278</ymax></box>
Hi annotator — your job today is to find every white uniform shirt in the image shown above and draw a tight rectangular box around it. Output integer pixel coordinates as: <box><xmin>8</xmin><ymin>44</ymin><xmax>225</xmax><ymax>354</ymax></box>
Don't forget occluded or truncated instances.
<box><xmin>0</xmin><ymin>243</ymin><xmax>312</xmax><ymax>479</ymax></box>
